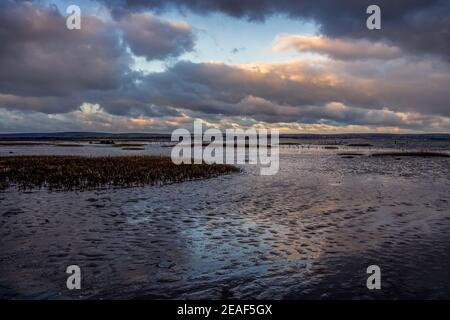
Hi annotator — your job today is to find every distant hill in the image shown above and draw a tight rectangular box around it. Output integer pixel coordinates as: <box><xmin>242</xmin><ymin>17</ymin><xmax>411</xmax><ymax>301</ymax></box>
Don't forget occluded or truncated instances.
<box><xmin>0</xmin><ymin>132</ymin><xmax>171</xmax><ymax>141</ymax></box>
<box><xmin>0</xmin><ymin>132</ymin><xmax>449</xmax><ymax>141</ymax></box>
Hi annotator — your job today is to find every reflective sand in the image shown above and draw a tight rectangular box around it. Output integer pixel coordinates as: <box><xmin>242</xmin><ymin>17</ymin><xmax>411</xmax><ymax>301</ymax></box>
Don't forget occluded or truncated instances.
<box><xmin>1</xmin><ymin>140</ymin><xmax>450</xmax><ymax>299</ymax></box>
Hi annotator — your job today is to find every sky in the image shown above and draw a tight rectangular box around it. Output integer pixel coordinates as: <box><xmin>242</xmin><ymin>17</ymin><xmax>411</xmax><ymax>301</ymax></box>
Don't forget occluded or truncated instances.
<box><xmin>0</xmin><ymin>0</ymin><xmax>449</xmax><ymax>133</ymax></box>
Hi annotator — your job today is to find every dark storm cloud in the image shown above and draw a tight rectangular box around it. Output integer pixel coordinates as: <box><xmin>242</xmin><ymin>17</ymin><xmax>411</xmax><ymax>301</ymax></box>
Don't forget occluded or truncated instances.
<box><xmin>0</xmin><ymin>1</ymin><xmax>131</xmax><ymax>98</ymax></box>
<box><xmin>102</xmin><ymin>0</ymin><xmax>450</xmax><ymax>58</ymax></box>
<box><xmin>138</xmin><ymin>61</ymin><xmax>359</xmax><ymax>109</ymax></box>
<box><xmin>0</xmin><ymin>94</ymin><xmax>84</xmax><ymax>114</ymax></box>
<box><xmin>96</xmin><ymin>94</ymin><xmax>182</xmax><ymax>117</ymax></box>
<box><xmin>119</xmin><ymin>12</ymin><xmax>195</xmax><ymax>61</ymax></box>
<box><xmin>139</xmin><ymin>60</ymin><xmax>449</xmax><ymax>115</ymax></box>
<box><xmin>130</xmin><ymin>59</ymin><xmax>450</xmax><ymax>127</ymax></box>
<box><xmin>0</xmin><ymin>1</ymin><xmax>191</xmax><ymax>118</ymax></box>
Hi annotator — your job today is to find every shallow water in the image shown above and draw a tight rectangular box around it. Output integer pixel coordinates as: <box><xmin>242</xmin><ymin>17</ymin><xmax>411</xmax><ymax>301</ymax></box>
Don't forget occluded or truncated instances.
<box><xmin>1</xmin><ymin>140</ymin><xmax>450</xmax><ymax>299</ymax></box>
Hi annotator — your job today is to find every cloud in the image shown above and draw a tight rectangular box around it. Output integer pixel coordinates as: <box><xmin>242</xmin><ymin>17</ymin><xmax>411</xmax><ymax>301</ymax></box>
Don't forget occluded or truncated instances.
<box><xmin>0</xmin><ymin>1</ymin><xmax>131</xmax><ymax>98</ymax></box>
<box><xmin>1</xmin><ymin>1</ymin><xmax>449</xmax><ymax>133</ymax></box>
<box><xmin>0</xmin><ymin>104</ymin><xmax>189</xmax><ymax>133</ymax></box>
<box><xmin>2</xmin><ymin>103</ymin><xmax>449</xmax><ymax>134</ymax></box>
<box><xmin>231</xmin><ymin>47</ymin><xmax>246</xmax><ymax>54</ymax></box>
<box><xmin>0</xmin><ymin>1</ymin><xmax>194</xmax><ymax>118</ymax></box>
<box><xmin>134</xmin><ymin>58</ymin><xmax>450</xmax><ymax>121</ymax></box>
<box><xmin>0</xmin><ymin>94</ymin><xmax>83</xmax><ymax>114</ymax></box>
<box><xmin>101</xmin><ymin>0</ymin><xmax>450</xmax><ymax>58</ymax></box>
<box><xmin>273</xmin><ymin>35</ymin><xmax>402</xmax><ymax>60</ymax></box>
<box><xmin>119</xmin><ymin>12</ymin><xmax>195</xmax><ymax>61</ymax></box>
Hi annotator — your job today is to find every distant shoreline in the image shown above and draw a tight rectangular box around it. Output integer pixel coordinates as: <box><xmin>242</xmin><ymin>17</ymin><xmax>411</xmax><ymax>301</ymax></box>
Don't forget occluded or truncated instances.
<box><xmin>1</xmin><ymin>132</ymin><xmax>450</xmax><ymax>142</ymax></box>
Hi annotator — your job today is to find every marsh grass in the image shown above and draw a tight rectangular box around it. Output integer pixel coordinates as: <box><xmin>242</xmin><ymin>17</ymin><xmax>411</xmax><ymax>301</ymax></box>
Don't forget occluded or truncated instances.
<box><xmin>0</xmin><ymin>156</ymin><xmax>239</xmax><ymax>191</ymax></box>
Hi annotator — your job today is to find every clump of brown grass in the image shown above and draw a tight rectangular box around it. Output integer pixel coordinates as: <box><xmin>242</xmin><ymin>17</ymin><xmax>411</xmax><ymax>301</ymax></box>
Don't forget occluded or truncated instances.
<box><xmin>0</xmin><ymin>156</ymin><xmax>239</xmax><ymax>191</ymax></box>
